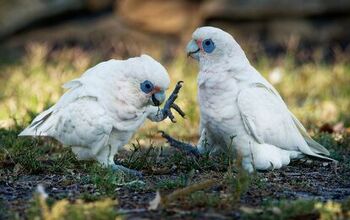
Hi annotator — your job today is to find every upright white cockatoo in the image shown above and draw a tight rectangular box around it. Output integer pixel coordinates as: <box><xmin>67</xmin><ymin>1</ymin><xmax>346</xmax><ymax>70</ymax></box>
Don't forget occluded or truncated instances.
<box><xmin>19</xmin><ymin>55</ymin><xmax>184</xmax><ymax>176</ymax></box>
<box><xmin>162</xmin><ymin>27</ymin><xmax>333</xmax><ymax>172</ymax></box>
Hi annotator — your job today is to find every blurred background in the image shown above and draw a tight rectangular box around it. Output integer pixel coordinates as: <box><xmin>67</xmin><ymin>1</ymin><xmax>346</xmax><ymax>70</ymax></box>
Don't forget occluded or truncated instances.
<box><xmin>0</xmin><ymin>0</ymin><xmax>350</xmax><ymax>140</ymax></box>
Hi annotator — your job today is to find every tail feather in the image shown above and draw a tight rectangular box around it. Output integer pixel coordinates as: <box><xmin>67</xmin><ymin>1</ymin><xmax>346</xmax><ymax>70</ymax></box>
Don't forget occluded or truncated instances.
<box><xmin>304</xmin><ymin>150</ymin><xmax>335</xmax><ymax>161</ymax></box>
<box><xmin>304</xmin><ymin>135</ymin><xmax>330</xmax><ymax>156</ymax></box>
<box><xmin>19</xmin><ymin>107</ymin><xmax>54</xmax><ymax>137</ymax></box>
<box><xmin>290</xmin><ymin>112</ymin><xmax>330</xmax><ymax>156</ymax></box>
<box><xmin>288</xmin><ymin>112</ymin><xmax>336</xmax><ymax>162</ymax></box>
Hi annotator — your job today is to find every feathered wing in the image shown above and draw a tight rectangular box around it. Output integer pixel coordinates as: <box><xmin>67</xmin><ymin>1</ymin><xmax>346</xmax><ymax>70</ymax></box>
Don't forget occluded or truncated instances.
<box><xmin>20</xmin><ymin>59</ymin><xmax>137</xmax><ymax>143</ymax></box>
<box><xmin>237</xmin><ymin>83</ymin><xmax>332</xmax><ymax>160</ymax></box>
<box><xmin>19</xmin><ymin>107</ymin><xmax>54</xmax><ymax>136</ymax></box>
<box><xmin>20</xmin><ymin>94</ymin><xmax>113</xmax><ymax>155</ymax></box>
<box><xmin>19</xmin><ymin>78</ymin><xmax>84</xmax><ymax>137</ymax></box>
<box><xmin>264</xmin><ymin>82</ymin><xmax>330</xmax><ymax>156</ymax></box>
<box><xmin>52</xmin><ymin>96</ymin><xmax>113</xmax><ymax>156</ymax></box>
<box><xmin>19</xmin><ymin>77</ymin><xmax>114</xmax><ymax>154</ymax></box>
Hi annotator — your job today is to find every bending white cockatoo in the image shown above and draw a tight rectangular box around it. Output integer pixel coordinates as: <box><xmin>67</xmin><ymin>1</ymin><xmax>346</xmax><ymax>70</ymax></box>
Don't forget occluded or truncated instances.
<box><xmin>19</xmin><ymin>55</ymin><xmax>184</xmax><ymax>176</ymax></box>
<box><xmin>162</xmin><ymin>27</ymin><xmax>333</xmax><ymax>172</ymax></box>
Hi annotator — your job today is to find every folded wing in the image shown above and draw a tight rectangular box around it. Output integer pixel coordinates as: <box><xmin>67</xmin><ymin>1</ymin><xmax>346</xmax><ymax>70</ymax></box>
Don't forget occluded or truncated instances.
<box><xmin>237</xmin><ymin>83</ymin><xmax>331</xmax><ymax>160</ymax></box>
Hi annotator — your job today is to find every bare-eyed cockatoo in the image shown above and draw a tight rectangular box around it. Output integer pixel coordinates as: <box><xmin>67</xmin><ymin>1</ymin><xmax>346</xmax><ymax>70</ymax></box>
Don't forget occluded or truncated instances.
<box><xmin>162</xmin><ymin>27</ymin><xmax>333</xmax><ymax>172</ymax></box>
<box><xmin>19</xmin><ymin>55</ymin><xmax>184</xmax><ymax>176</ymax></box>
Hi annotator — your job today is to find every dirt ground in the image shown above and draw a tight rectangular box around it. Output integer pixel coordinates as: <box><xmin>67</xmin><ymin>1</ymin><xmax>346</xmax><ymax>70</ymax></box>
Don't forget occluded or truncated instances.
<box><xmin>1</xmin><ymin>146</ymin><xmax>349</xmax><ymax>219</ymax></box>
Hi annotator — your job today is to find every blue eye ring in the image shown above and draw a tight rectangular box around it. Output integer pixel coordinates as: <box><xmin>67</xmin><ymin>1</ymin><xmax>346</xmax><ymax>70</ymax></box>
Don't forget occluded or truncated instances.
<box><xmin>140</xmin><ymin>80</ymin><xmax>154</xmax><ymax>94</ymax></box>
<box><xmin>202</xmin><ymin>39</ymin><xmax>215</xmax><ymax>53</ymax></box>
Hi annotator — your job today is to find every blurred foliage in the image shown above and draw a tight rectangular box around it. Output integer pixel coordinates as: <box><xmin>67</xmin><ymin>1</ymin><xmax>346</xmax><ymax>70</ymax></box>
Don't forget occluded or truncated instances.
<box><xmin>0</xmin><ymin>43</ymin><xmax>95</xmax><ymax>126</ymax></box>
<box><xmin>28</xmin><ymin>191</ymin><xmax>120</xmax><ymax>220</ymax></box>
<box><xmin>0</xmin><ymin>42</ymin><xmax>349</xmax><ymax>142</ymax></box>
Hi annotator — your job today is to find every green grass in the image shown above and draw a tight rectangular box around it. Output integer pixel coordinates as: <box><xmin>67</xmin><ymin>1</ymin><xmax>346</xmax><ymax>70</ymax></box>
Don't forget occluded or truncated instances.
<box><xmin>242</xmin><ymin>199</ymin><xmax>350</xmax><ymax>220</ymax></box>
<box><xmin>0</xmin><ymin>127</ymin><xmax>134</xmax><ymax>198</ymax></box>
<box><xmin>79</xmin><ymin>163</ymin><xmax>128</xmax><ymax>196</ymax></box>
<box><xmin>156</xmin><ymin>175</ymin><xmax>187</xmax><ymax>190</ymax></box>
<box><xmin>0</xmin><ymin>127</ymin><xmax>78</xmax><ymax>174</ymax></box>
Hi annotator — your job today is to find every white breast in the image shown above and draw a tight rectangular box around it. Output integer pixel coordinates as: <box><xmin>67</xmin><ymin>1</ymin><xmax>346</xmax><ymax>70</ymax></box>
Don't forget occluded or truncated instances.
<box><xmin>198</xmin><ymin>70</ymin><xmax>242</xmax><ymax>144</ymax></box>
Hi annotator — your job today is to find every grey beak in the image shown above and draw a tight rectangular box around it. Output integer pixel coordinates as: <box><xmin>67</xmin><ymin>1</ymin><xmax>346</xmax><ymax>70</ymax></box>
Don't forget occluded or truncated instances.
<box><xmin>151</xmin><ymin>91</ymin><xmax>166</xmax><ymax>106</ymax></box>
<box><xmin>186</xmin><ymin>39</ymin><xmax>200</xmax><ymax>60</ymax></box>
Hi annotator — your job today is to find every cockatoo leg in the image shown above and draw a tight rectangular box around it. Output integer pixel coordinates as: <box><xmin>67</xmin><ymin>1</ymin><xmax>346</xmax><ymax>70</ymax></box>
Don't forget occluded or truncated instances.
<box><xmin>72</xmin><ymin>146</ymin><xmax>94</xmax><ymax>160</ymax></box>
<box><xmin>160</xmin><ymin>81</ymin><xmax>186</xmax><ymax>123</ymax></box>
<box><xmin>242</xmin><ymin>157</ymin><xmax>255</xmax><ymax>173</ymax></box>
<box><xmin>159</xmin><ymin>131</ymin><xmax>200</xmax><ymax>157</ymax></box>
<box><xmin>95</xmin><ymin>145</ymin><xmax>143</xmax><ymax>178</ymax></box>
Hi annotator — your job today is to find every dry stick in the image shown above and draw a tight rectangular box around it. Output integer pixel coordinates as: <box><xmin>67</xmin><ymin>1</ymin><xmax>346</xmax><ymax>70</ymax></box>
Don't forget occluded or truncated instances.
<box><xmin>162</xmin><ymin>179</ymin><xmax>219</xmax><ymax>207</ymax></box>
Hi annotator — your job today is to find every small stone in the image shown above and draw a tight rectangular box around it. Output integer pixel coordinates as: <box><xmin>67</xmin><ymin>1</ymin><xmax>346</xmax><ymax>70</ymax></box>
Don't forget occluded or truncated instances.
<box><xmin>271</xmin><ymin>207</ymin><xmax>282</xmax><ymax>215</ymax></box>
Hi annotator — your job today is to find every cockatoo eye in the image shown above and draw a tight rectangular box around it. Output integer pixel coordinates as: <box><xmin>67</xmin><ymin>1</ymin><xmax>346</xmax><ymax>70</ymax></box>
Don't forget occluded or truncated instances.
<box><xmin>202</xmin><ymin>39</ymin><xmax>215</xmax><ymax>53</ymax></box>
<box><xmin>140</xmin><ymin>80</ymin><xmax>154</xmax><ymax>93</ymax></box>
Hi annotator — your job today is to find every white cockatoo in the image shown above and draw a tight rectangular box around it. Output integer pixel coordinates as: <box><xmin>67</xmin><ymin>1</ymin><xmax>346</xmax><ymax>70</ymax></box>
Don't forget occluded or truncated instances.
<box><xmin>162</xmin><ymin>27</ymin><xmax>333</xmax><ymax>172</ymax></box>
<box><xmin>19</xmin><ymin>55</ymin><xmax>184</xmax><ymax>176</ymax></box>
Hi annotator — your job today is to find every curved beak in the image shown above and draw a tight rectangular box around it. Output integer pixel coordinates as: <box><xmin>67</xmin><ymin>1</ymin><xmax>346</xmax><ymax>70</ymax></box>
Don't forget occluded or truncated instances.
<box><xmin>151</xmin><ymin>90</ymin><xmax>166</xmax><ymax>106</ymax></box>
<box><xmin>186</xmin><ymin>39</ymin><xmax>200</xmax><ymax>60</ymax></box>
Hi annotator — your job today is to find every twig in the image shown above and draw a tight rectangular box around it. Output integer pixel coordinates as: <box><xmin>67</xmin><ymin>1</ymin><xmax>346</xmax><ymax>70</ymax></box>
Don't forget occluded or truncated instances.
<box><xmin>162</xmin><ymin>179</ymin><xmax>218</xmax><ymax>207</ymax></box>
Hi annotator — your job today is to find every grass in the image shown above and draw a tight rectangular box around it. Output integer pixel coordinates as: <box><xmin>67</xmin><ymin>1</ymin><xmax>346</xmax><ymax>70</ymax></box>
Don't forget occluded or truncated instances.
<box><xmin>156</xmin><ymin>175</ymin><xmax>187</xmax><ymax>190</ymax></box>
<box><xmin>242</xmin><ymin>199</ymin><xmax>350</xmax><ymax>220</ymax></box>
<box><xmin>0</xmin><ymin>127</ymin><xmax>78</xmax><ymax>174</ymax></box>
<box><xmin>79</xmin><ymin>163</ymin><xmax>128</xmax><ymax>196</ymax></box>
<box><xmin>0</xmin><ymin>127</ymin><xmax>135</xmax><ymax>198</ymax></box>
<box><xmin>0</xmin><ymin>42</ymin><xmax>350</xmax><ymax>219</ymax></box>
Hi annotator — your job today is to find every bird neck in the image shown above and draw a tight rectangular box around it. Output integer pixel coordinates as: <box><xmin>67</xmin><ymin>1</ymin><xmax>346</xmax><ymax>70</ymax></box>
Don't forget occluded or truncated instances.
<box><xmin>198</xmin><ymin>58</ymin><xmax>252</xmax><ymax>88</ymax></box>
<box><xmin>199</xmin><ymin>52</ymin><xmax>250</xmax><ymax>74</ymax></box>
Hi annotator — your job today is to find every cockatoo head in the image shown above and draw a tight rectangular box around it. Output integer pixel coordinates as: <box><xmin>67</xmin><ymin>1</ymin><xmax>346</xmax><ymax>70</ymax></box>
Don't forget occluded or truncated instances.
<box><xmin>127</xmin><ymin>55</ymin><xmax>170</xmax><ymax>107</ymax></box>
<box><xmin>186</xmin><ymin>26</ymin><xmax>248</xmax><ymax>70</ymax></box>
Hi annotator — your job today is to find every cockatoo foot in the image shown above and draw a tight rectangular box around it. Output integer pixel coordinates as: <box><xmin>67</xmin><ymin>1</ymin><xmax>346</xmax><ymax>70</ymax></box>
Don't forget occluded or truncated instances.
<box><xmin>161</xmin><ymin>81</ymin><xmax>186</xmax><ymax>123</ymax></box>
<box><xmin>110</xmin><ymin>164</ymin><xmax>143</xmax><ymax>178</ymax></box>
<box><xmin>242</xmin><ymin>157</ymin><xmax>255</xmax><ymax>173</ymax></box>
<box><xmin>159</xmin><ymin>131</ymin><xmax>200</xmax><ymax>157</ymax></box>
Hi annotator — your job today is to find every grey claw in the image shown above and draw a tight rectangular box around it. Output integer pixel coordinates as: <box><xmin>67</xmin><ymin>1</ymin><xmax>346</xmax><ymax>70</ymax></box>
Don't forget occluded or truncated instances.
<box><xmin>162</xmin><ymin>81</ymin><xmax>185</xmax><ymax>123</ymax></box>
<box><xmin>159</xmin><ymin>131</ymin><xmax>200</xmax><ymax>157</ymax></box>
<box><xmin>171</xmin><ymin>103</ymin><xmax>186</xmax><ymax>118</ymax></box>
